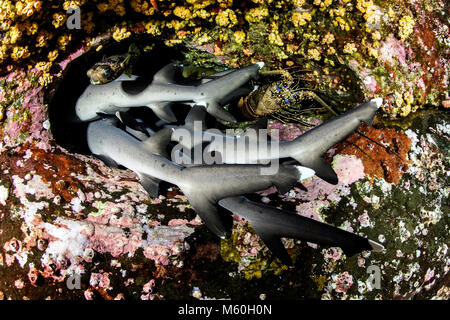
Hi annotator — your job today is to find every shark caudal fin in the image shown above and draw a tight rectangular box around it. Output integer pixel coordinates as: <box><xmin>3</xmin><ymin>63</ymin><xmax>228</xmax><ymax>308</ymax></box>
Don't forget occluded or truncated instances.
<box><xmin>286</xmin><ymin>98</ymin><xmax>383</xmax><ymax>185</ymax></box>
<box><xmin>218</xmin><ymin>196</ymin><xmax>383</xmax><ymax>265</ymax></box>
<box><xmin>363</xmin><ymin>98</ymin><xmax>383</xmax><ymax>126</ymax></box>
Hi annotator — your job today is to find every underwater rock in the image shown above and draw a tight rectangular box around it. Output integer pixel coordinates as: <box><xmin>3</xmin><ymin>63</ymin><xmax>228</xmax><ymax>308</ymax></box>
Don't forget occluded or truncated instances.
<box><xmin>0</xmin><ymin>2</ymin><xmax>449</xmax><ymax>300</ymax></box>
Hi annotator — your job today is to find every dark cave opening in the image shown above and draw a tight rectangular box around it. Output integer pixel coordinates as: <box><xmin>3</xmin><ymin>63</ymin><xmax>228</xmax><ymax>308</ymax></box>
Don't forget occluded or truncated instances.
<box><xmin>47</xmin><ymin>36</ymin><xmax>191</xmax><ymax>155</ymax></box>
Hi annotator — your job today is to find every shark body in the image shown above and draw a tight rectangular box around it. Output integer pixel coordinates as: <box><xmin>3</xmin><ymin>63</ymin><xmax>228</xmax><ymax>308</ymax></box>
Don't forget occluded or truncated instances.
<box><xmin>76</xmin><ymin>63</ymin><xmax>263</xmax><ymax>124</ymax></box>
<box><xmin>173</xmin><ymin>98</ymin><xmax>383</xmax><ymax>184</ymax></box>
<box><xmin>87</xmin><ymin>119</ymin><xmax>314</xmax><ymax>238</ymax></box>
<box><xmin>219</xmin><ymin>196</ymin><xmax>384</xmax><ymax>265</ymax></box>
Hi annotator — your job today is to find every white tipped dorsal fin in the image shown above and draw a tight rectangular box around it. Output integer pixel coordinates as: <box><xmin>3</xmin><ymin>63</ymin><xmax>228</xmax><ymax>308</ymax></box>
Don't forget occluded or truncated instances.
<box><xmin>295</xmin><ymin>165</ymin><xmax>316</xmax><ymax>181</ymax></box>
<box><xmin>256</xmin><ymin>62</ymin><xmax>265</xmax><ymax>69</ymax></box>
<box><xmin>368</xmin><ymin>239</ymin><xmax>385</xmax><ymax>252</ymax></box>
<box><xmin>371</xmin><ymin>97</ymin><xmax>383</xmax><ymax>109</ymax></box>
<box><xmin>152</xmin><ymin>63</ymin><xmax>178</xmax><ymax>84</ymax></box>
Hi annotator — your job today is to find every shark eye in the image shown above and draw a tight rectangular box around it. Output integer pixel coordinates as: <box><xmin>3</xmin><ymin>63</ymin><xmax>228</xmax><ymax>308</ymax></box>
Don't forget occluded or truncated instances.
<box><xmin>103</xmin><ymin>70</ymin><xmax>110</xmax><ymax>77</ymax></box>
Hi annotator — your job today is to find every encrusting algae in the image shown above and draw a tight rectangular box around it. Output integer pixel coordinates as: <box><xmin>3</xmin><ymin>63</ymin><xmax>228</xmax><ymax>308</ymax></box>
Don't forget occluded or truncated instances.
<box><xmin>0</xmin><ymin>0</ymin><xmax>449</xmax><ymax>300</ymax></box>
<box><xmin>0</xmin><ymin>0</ymin><xmax>447</xmax><ymax>118</ymax></box>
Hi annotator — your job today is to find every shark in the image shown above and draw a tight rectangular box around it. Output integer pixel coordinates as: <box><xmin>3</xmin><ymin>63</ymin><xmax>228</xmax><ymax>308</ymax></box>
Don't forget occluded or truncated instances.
<box><xmin>87</xmin><ymin>118</ymin><xmax>315</xmax><ymax>238</ymax></box>
<box><xmin>218</xmin><ymin>196</ymin><xmax>384</xmax><ymax>265</ymax></box>
<box><xmin>171</xmin><ymin>98</ymin><xmax>383</xmax><ymax>184</ymax></box>
<box><xmin>76</xmin><ymin>62</ymin><xmax>263</xmax><ymax>124</ymax></box>
<box><xmin>101</xmin><ymin>113</ymin><xmax>383</xmax><ymax>264</ymax></box>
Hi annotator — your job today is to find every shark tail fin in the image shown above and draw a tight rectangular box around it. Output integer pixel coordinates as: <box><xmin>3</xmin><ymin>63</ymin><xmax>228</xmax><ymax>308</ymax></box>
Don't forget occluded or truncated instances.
<box><xmin>291</xmin><ymin>154</ymin><xmax>338</xmax><ymax>185</ymax></box>
<box><xmin>218</xmin><ymin>196</ymin><xmax>293</xmax><ymax>265</ymax></box>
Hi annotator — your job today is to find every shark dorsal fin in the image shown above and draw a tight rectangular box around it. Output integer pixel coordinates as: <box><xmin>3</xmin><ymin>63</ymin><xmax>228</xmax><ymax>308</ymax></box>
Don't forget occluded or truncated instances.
<box><xmin>151</xmin><ymin>63</ymin><xmax>178</xmax><ymax>85</ymax></box>
<box><xmin>184</xmin><ymin>105</ymin><xmax>207</xmax><ymax>130</ymax></box>
<box><xmin>140</xmin><ymin>127</ymin><xmax>173</xmax><ymax>157</ymax></box>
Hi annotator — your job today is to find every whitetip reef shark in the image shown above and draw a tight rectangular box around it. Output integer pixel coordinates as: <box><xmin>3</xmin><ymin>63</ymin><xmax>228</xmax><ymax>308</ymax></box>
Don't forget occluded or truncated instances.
<box><xmin>170</xmin><ymin>98</ymin><xmax>383</xmax><ymax>184</ymax></box>
<box><xmin>103</xmin><ymin>113</ymin><xmax>384</xmax><ymax>264</ymax></box>
<box><xmin>76</xmin><ymin>62</ymin><xmax>263</xmax><ymax>124</ymax></box>
<box><xmin>218</xmin><ymin>196</ymin><xmax>384</xmax><ymax>265</ymax></box>
<box><xmin>87</xmin><ymin>118</ymin><xmax>315</xmax><ymax>238</ymax></box>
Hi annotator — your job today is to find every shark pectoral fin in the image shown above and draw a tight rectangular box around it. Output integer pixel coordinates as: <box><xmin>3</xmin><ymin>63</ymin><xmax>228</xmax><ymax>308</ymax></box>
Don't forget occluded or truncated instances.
<box><xmin>257</xmin><ymin>231</ymin><xmax>293</xmax><ymax>265</ymax></box>
<box><xmin>95</xmin><ymin>154</ymin><xmax>119</xmax><ymax>168</ymax></box>
<box><xmin>293</xmin><ymin>156</ymin><xmax>338</xmax><ymax>185</ymax></box>
<box><xmin>151</xmin><ymin>63</ymin><xmax>177</xmax><ymax>84</ymax></box>
<box><xmin>137</xmin><ymin>173</ymin><xmax>160</xmax><ymax>198</ymax></box>
<box><xmin>140</xmin><ymin>127</ymin><xmax>174</xmax><ymax>157</ymax></box>
<box><xmin>149</xmin><ymin>102</ymin><xmax>177</xmax><ymax>123</ymax></box>
<box><xmin>184</xmin><ymin>193</ymin><xmax>229</xmax><ymax>238</ymax></box>
<box><xmin>203</xmin><ymin>101</ymin><xmax>237</xmax><ymax>123</ymax></box>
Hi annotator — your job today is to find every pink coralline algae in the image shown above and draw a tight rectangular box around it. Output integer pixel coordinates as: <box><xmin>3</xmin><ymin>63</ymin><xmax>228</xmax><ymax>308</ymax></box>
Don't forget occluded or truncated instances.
<box><xmin>294</xmin><ymin>155</ymin><xmax>366</xmax><ymax>222</ymax></box>
<box><xmin>90</xmin><ymin>272</ymin><xmax>111</xmax><ymax>290</ymax></box>
<box><xmin>332</xmin><ymin>272</ymin><xmax>353</xmax><ymax>294</ymax></box>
